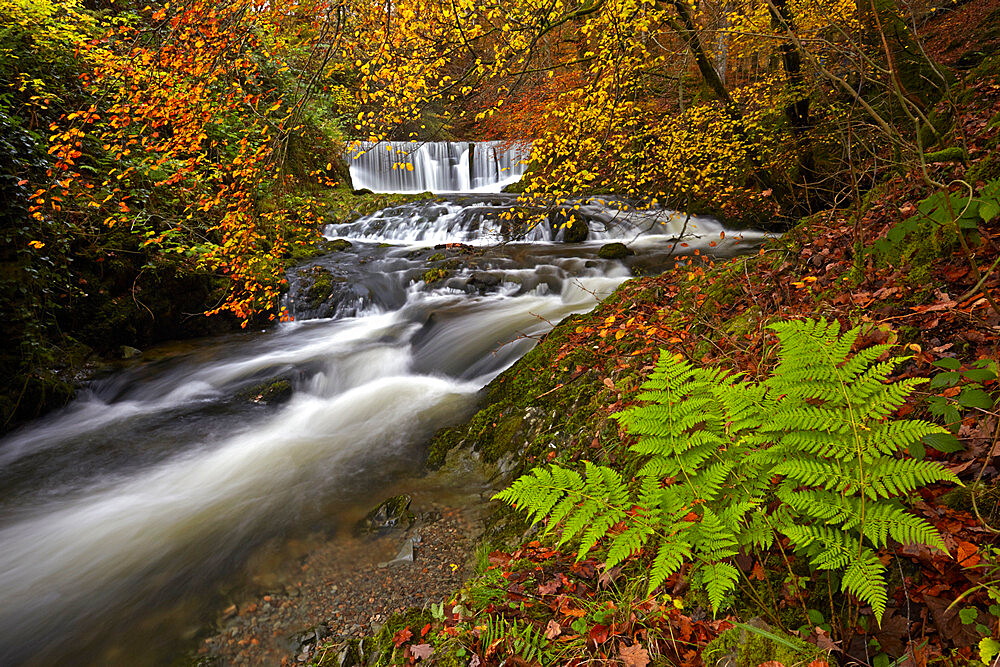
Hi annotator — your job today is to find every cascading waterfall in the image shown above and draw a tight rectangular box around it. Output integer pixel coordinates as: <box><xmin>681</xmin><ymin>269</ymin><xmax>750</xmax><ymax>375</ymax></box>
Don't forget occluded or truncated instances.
<box><xmin>347</xmin><ymin>141</ymin><xmax>530</xmax><ymax>193</ymax></box>
<box><xmin>0</xmin><ymin>151</ymin><xmax>768</xmax><ymax>665</ymax></box>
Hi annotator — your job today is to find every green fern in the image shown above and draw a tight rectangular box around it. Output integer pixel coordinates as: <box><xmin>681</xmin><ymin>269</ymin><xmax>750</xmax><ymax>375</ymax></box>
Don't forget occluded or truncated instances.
<box><xmin>494</xmin><ymin>318</ymin><xmax>960</xmax><ymax>624</ymax></box>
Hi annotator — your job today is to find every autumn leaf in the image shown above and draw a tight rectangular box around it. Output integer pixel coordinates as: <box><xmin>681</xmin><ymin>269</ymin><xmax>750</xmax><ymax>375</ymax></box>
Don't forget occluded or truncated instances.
<box><xmin>545</xmin><ymin>619</ymin><xmax>561</xmax><ymax>640</ymax></box>
<box><xmin>392</xmin><ymin>626</ymin><xmax>413</xmax><ymax>647</ymax></box>
<box><xmin>619</xmin><ymin>643</ymin><xmax>650</xmax><ymax>667</ymax></box>
<box><xmin>409</xmin><ymin>643</ymin><xmax>433</xmax><ymax>660</ymax></box>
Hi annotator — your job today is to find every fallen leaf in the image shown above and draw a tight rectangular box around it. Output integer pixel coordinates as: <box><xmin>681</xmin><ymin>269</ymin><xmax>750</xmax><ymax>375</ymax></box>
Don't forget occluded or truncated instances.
<box><xmin>392</xmin><ymin>626</ymin><xmax>412</xmax><ymax>647</ymax></box>
<box><xmin>956</xmin><ymin>541</ymin><xmax>980</xmax><ymax>567</ymax></box>
<box><xmin>538</xmin><ymin>577</ymin><xmax>561</xmax><ymax>595</ymax></box>
<box><xmin>588</xmin><ymin>624</ymin><xmax>610</xmax><ymax>644</ymax></box>
<box><xmin>545</xmin><ymin>619</ymin><xmax>561</xmax><ymax>640</ymax></box>
<box><xmin>620</xmin><ymin>643</ymin><xmax>650</xmax><ymax>667</ymax></box>
<box><xmin>409</xmin><ymin>643</ymin><xmax>433</xmax><ymax>660</ymax></box>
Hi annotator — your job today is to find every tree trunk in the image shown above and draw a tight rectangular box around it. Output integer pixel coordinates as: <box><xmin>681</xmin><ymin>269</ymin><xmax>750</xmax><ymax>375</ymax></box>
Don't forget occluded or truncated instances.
<box><xmin>769</xmin><ymin>0</ymin><xmax>816</xmax><ymax>188</ymax></box>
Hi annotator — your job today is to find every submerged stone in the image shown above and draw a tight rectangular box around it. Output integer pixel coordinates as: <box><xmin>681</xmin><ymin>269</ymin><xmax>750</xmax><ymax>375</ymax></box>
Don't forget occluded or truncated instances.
<box><xmin>356</xmin><ymin>494</ymin><xmax>416</xmax><ymax>535</ymax></box>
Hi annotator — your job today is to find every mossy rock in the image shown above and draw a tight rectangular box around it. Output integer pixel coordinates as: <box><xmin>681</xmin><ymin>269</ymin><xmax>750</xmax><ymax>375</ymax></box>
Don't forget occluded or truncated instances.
<box><xmin>940</xmin><ymin>480</ymin><xmax>1000</xmax><ymax>526</ymax></box>
<box><xmin>421</xmin><ymin>268</ymin><xmax>451</xmax><ymax>284</ymax></box>
<box><xmin>326</xmin><ymin>238</ymin><xmax>353</xmax><ymax>252</ymax></box>
<box><xmin>703</xmin><ymin>619</ymin><xmax>825</xmax><ymax>667</ymax></box>
<box><xmin>427</xmin><ymin>252</ymin><xmax>446</xmax><ymax>262</ymax></box>
<box><xmin>355</xmin><ymin>494</ymin><xmax>416</xmax><ymax>535</ymax></box>
<box><xmin>241</xmin><ymin>378</ymin><xmax>293</xmax><ymax>404</ymax></box>
<box><xmin>598</xmin><ymin>242</ymin><xmax>635</xmax><ymax>260</ymax></box>
<box><xmin>299</xmin><ymin>266</ymin><xmax>348</xmax><ymax>310</ymax></box>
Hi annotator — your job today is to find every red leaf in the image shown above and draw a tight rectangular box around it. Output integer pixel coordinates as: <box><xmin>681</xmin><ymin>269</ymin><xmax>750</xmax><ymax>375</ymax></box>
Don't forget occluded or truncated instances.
<box><xmin>392</xmin><ymin>626</ymin><xmax>413</xmax><ymax>647</ymax></box>
<box><xmin>588</xmin><ymin>623</ymin><xmax>610</xmax><ymax>644</ymax></box>
<box><xmin>420</xmin><ymin>622</ymin><xmax>432</xmax><ymax>637</ymax></box>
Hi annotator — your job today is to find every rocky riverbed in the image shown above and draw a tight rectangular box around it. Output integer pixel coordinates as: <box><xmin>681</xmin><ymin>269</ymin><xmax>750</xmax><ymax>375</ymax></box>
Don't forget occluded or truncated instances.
<box><xmin>196</xmin><ymin>497</ymin><xmax>484</xmax><ymax>665</ymax></box>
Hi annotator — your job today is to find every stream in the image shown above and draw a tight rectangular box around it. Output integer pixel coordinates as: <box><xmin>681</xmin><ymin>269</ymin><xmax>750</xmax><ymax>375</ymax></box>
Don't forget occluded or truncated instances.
<box><xmin>0</xmin><ymin>143</ymin><xmax>767</xmax><ymax>665</ymax></box>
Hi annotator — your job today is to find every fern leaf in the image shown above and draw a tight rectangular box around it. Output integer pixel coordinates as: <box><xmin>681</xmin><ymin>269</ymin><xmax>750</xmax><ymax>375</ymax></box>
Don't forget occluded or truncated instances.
<box><xmin>701</xmin><ymin>561</ymin><xmax>740</xmax><ymax>615</ymax></box>
<box><xmin>843</xmin><ymin>548</ymin><xmax>889</xmax><ymax>622</ymax></box>
<box><xmin>647</xmin><ymin>531</ymin><xmax>692</xmax><ymax>593</ymax></box>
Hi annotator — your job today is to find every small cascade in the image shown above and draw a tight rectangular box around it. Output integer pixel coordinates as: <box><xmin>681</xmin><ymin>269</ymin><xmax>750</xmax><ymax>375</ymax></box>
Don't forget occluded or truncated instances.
<box><xmin>327</xmin><ymin>194</ymin><xmax>728</xmax><ymax>246</ymax></box>
<box><xmin>347</xmin><ymin>141</ymin><xmax>530</xmax><ymax>193</ymax></box>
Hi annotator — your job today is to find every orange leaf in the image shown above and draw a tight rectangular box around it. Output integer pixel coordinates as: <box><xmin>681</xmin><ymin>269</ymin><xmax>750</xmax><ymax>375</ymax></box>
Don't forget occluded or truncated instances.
<box><xmin>956</xmin><ymin>541</ymin><xmax>980</xmax><ymax>567</ymax></box>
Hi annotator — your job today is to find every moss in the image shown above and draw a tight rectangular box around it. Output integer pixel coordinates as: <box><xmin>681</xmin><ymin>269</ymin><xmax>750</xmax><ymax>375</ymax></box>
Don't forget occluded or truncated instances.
<box><xmin>598</xmin><ymin>243</ymin><xmax>634</xmax><ymax>260</ymax></box>
<box><xmin>940</xmin><ymin>480</ymin><xmax>1000</xmax><ymax>526</ymax></box>
<box><xmin>421</xmin><ymin>267</ymin><xmax>451</xmax><ymax>284</ymax></box>
<box><xmin>427</xmin><ymin>252</ymin><xmax>446</xmax><ymax>262</ymax></box>
<box><xmin>300</xmin><ymin>266</ymin><xmax>347</xmax><ymax>310</ymax></box>
<box><xmin>326</xmin><ymin>238</ymin><xmax>353</xmax><ymax>252</ymax></box>
<box><xmin>923</xmin><ymin>147</ymin><xmax>966</xmax><ymax>163</ymax></box>
<box><xmin>703</xmin><ymin>621</ymin><xmax>824</xmax><ymax>667</ymax></box>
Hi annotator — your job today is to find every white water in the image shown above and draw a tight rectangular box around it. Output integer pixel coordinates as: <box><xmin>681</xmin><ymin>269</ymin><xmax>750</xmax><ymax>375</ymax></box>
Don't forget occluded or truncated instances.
<box><xmin>0</xmin><ymin>228</ymin><xmax>631</xmax><ymax>664</ymax></box>
<box><xmin>348</xmin><ymin>141</ymin><xmax>530</xmax><ymax>193</ymax></box>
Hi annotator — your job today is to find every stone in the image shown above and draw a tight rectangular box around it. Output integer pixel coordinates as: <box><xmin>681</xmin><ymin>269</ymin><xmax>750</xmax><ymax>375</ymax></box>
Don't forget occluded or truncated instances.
<box><xmin>467</xmin><ymin>271</ymin><xmax>501</xmax><ymax>292</ymax></box>
<box><xmin>377</xmin><ymin>538</ymin><xmax>415</xmax><ymax>568</ymax></box>
<box><xmin>252</xmin><ymin>379</ymin><xmax>293</xmax><ymax>404</ymax></box>
<box><xmin>326</xmin><ymin>238</ymin><xmax>353</xmax><ymax>252</ymax></box>
<box><xmin>355</xmin><ymin>494</ymin><xmax>416</xmax><ymax>535</ymax></box>
<box><xmin>597</xmin><ymin>242</ymin><xmax>634</xmax><ymax>260</ymax></box>
<box><xmin>548</xmin><ymin>208</ymin><xmax>590</xmax><ymax>242</ymax></box>
<box><xmin>122</xmin><ymin>345</ymin><xmax>142</xmax><ymax>359</ymax></box>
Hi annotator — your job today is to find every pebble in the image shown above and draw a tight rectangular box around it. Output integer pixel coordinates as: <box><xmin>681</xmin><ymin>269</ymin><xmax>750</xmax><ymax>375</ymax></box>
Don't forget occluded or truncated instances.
<box><xmin>199</xmin><ymin>505</ymin><xmax>477</xmax><ymax>664</ymax></box>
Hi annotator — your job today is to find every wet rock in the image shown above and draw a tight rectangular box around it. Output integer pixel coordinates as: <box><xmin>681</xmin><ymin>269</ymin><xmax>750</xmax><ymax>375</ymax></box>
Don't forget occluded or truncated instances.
<box><xmin>548</xmin><ymin>209</ymin><xmax>589</xmax><ymax>243</ymax></box>
<box><xmin>467</xmin><ymin>271</ymin><xmax>500</xmax><ymax>293</ymax></box>
<box><xmin>242</xmin><ymin>379</ymin><xmax>293</xmax><ymax>404</ymax></box>
<box><xmin>288</xmin><ymin>624</ymin><xmax>329</xmax><ymax>663</ymax></box>
<box><xmin>298</xmin><ymin>265</ymin><xmax>348</xmax><ymax>311</ymax></box>
<box><xmin>355</xmin><ymin>494</ymin><xmax>416</xmax><ymax>535</ymax></box>
<box><xmin>352</xmin><ymin>188</ymin><xmax>375</xmax><ymax>196</ymax></box>
<box><xmin>377</xmin><ymin>538</ymin><xmax>415</xmax><ymax>568</ymax></box>
<box><xmin>326</xmin><ymin>238</ymin><xmax>354</xmax><ymax>252</ymax></box>
<box><xmin>421</xmin><ymin>268</ymin><xmax>450</xmax><ymax>284</ymax></box>
<box><xmin>598</xmin><ymin>242</ymin><xmax>635</xmax><ymax>260</ymax></box>
<box><xmin>122</xmin><ymin>345</ymin><xmax>142</xmax><ymax>359</ymax></box>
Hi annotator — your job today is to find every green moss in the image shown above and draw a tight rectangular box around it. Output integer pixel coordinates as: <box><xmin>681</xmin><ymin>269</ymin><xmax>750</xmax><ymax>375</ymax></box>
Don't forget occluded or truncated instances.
<box><xmin>299</xmin><ymin>266</ymin><xmax>347</xmax><ymax>310</ymax></box>
<box><xmin>326</xmin><ymin>238</ymin><xmax>353</xmax><ymax>252</ymax></box>
<box><xmin>703</xmin><ymin>622</ymin><xmax>824</xmax><ymax>667</ymax></box>
<box><xmin>421</xmin><ymin>268</ymin><xmax>451</xmax><ymax>284</ymax></box>
<box><xmin>940</xmin><ymin>480</ymin><xmax>1000</xmax><ymax>526</ymax></box>
<box><xmin>427</xmin><ymin>252</ymin><xmax>446</xmax><ymax>262</ymax></box>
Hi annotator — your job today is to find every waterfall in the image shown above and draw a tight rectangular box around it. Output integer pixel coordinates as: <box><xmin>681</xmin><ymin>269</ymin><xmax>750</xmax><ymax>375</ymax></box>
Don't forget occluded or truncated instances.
<box><xmin>347</xmin><ymin>141</ymin><xmax>530</xmax><ymax>193</ymax></box>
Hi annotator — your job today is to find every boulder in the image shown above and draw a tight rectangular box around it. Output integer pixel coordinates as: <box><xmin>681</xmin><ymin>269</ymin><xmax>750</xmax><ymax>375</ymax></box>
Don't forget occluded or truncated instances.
<box><xmin>548</xmin><ymin>209</ymin><xmax>589</xmax><ymax>243</ymax></box>
<box><xmin>597</xmin><ymin>242</ymin><xmax>635</xmax><ymax>260</ymax></box>
<box><xmin>326</xmin><ymin>238</ymin><xmax>353</xmax><ymax>252</ymax></box>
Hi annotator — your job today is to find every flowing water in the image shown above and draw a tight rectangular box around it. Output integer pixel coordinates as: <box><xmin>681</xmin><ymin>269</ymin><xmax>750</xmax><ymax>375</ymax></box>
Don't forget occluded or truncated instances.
<box><xmin>0</xmin><ymin>150</ymin><xmax>768</xmax><ymax>664</ymax></box>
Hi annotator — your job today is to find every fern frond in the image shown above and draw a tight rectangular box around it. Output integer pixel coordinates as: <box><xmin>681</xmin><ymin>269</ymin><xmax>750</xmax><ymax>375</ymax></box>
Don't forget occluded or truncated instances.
<box><xmin>700</xmin><ymin>561</ymin><xmax>741</xmax><ymax>615</ymax></box>
<box><xmin>864</xmin><ymin>419</ymin><xmax>946</xmax><ymax>455</ymax></box>
<box><xmin>843</xmin><ymin>548</ymin><xmax>889</xmax><ymax>622</ymax></box>
<box><xmin>693</xmin><ymin>507</ymin><xmax>739</xmax><ymax>560</ymax></box>
<box><xmin>606</xmin><ymin>523</ymin><xmax>655</xmax><ymax>570</ymax></box>
<box><xmin>861</xmin><ymin>458</ymin><xmax>960</xmax><ymax>500</ymax></box>
<box><xmin>647</xmin><ymin>530</ymin><xmax>692</xmax><ymax>593</ymax></box>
